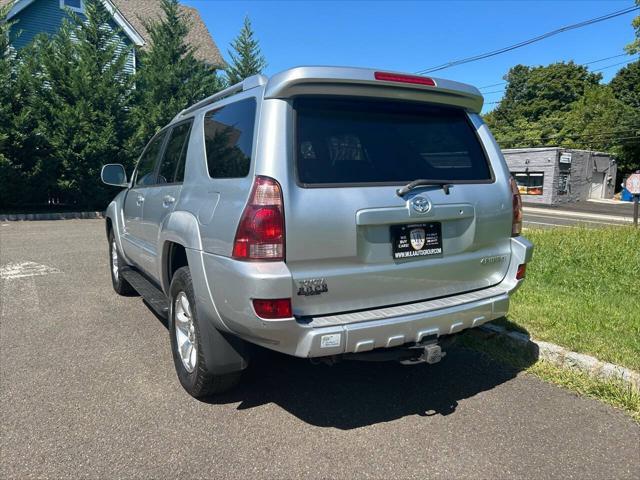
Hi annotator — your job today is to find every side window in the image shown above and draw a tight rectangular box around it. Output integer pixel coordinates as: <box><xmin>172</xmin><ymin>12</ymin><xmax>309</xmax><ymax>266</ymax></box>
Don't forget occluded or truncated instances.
<box><xmin>158</xmin><ymin>121</ymin><xmax>193</xmax><ymax>184</ymax></box>
<box><xmin>135</xmin><ymin>131</ymin><xmax>167</xmax><ymax>187</ymax></box>
<box><xmin>204</xmin><ymin>98</ymin><xmax>256</xmax><ymax>178</ymax></box>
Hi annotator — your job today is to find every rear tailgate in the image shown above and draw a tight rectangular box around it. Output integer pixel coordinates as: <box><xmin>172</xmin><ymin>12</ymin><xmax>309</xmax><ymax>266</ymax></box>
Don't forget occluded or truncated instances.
<box><xmin>285</xmin><ymin>96</ymin><xmax>513</xmax><ymax>317</ymax></box>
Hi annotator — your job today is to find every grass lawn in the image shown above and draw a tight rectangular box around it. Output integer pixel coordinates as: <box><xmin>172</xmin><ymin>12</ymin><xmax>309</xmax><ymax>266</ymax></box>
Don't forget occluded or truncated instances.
<box><xmin>498</xmin><ymin>226</ymin><xmax>640</xmax><ymax>371</ymax></box>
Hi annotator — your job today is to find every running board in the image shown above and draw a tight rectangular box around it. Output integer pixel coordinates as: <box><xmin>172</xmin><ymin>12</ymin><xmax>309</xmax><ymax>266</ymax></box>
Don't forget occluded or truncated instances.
<box><xmin>121</xmin><ymin>269</ymin><xmax>169</xmax><ymax>318</ymax></box>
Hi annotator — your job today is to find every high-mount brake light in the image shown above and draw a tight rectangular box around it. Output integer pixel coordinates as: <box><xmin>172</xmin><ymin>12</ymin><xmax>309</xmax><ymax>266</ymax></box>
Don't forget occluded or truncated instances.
<box><xmin>510</xmin><ymin>177</ymin><xmax>523</xmax><ymax>236</ymax></box>
<box><xmin>374</xmin><ymin>71</ymin><xmax>436</xmax><ymax>87</ymax></box>
<box><xmin>232</xmin><ymin>176</ymin><xmax>285</xmax><ymax>260</ymax></box>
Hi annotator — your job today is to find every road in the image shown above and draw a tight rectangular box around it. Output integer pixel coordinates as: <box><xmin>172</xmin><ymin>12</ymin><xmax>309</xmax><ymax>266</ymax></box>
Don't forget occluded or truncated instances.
<box><xmin>523</xmin><ymin>204</ymin><xmax>634</xmax><ymax>229</ymax></box>
<box><xmin>1</xmin><ymin>220</ymin><xmax>638</xmax><ymax>479</ymax></box>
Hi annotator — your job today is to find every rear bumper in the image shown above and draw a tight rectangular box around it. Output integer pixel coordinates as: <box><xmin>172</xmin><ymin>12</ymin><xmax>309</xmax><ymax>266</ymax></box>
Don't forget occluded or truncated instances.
<box><xmin>199</xmin><ymin>236</ymin><xmax>533</xmax><ymax>358</ymax></box>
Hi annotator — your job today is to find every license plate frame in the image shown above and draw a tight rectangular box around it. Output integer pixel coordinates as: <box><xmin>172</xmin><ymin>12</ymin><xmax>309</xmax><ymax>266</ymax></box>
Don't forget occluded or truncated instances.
<box><xmin>391</xmin><ymin>222</ymin><xmax>443</xmax><ymax>260</ymax></box>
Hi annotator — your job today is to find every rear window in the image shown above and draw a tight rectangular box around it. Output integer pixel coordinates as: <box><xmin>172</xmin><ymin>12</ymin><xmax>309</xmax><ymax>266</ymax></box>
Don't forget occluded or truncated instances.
<box><xmin>295</xmin><ymin>97</ymin><xmax>492</xmax><ymax>185</ymax></box>
<box><xmin>204</xmin><ymin>98</ymin><xmax>256</xmax><ymax>178</ymax></box>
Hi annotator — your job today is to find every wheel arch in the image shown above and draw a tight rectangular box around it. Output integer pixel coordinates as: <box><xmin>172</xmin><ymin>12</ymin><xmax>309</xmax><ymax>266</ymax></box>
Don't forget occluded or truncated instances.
<box><xmin>159</xmin><ymin>210</ymin><xmax>203</xmax><ymax>293</ymax></box>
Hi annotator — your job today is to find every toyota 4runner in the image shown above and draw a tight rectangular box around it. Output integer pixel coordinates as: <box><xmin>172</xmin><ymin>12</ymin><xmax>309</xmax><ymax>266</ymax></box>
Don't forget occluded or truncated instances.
<box><xmin>101</xmin><ymin>67</ymin><xmax>533</xmax><ymax>398</ymax></box>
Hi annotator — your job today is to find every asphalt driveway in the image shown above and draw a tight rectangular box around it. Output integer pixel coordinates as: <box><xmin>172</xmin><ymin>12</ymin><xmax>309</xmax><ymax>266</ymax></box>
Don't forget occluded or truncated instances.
<box><xmin>0</xmin><ymin>220</ymin><xmax>638</xmax><ymax>479</ymax></box>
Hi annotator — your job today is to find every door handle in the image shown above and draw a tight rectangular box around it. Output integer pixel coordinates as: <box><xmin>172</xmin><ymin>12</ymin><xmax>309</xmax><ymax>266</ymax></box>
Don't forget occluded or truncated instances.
<box><xmin>162</xmin><ymin>195</ymin><xmax>176</xmax><ymax>208</ymax></box>
<box><xmin>136</xmin><ymin>194</ymin><xmax>145</xmax><ymax>206</ymax></box>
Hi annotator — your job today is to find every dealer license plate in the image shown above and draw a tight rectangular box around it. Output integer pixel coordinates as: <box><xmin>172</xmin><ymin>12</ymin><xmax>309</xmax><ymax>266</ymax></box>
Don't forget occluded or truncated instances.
<box><xmin>391</xmin><ymin>223</ymin><xmax>442</xmax><ymax>260</ymax></box>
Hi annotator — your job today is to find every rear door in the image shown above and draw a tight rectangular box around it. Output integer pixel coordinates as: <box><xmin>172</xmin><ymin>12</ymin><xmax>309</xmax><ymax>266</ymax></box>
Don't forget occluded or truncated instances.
<box><xmin>122</xmin><ymin>130</ymin><xmax>167</xmax><ymax>265</ymax></box>
<box><xmin>139</xmin><ymin>120</ymin><xmax>193</xmax><ymax>281</ymax></box>
<box><xmin>286</xmin><ymin>97</ymin><xmax>513</xmax><ymax>317</ymax></box>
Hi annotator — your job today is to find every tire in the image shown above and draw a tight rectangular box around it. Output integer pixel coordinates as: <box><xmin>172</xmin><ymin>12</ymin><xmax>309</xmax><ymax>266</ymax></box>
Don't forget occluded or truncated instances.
<box><xmin>169</xmin><ymin>266</ymin><xmax>241</xmax><ymax>398</ymax></box>
<box><xmin>108</xmin><ymin>230</ymin><xmax>136</xmax><ymax>296</ymax></box>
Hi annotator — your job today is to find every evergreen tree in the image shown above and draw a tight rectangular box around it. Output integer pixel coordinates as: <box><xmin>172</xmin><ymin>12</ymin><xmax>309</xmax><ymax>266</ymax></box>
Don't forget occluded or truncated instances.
<box><xmin>225</xmin><ymin>16</ymin><xmax>266</xmax><ymax>85</ymax></box>
<box><xmin>0</xmin><ymin>5</ymin><xmax>17</xmax><ymax>208</ymax></box>
<box><xmin>0</xmin><ymin>6</ymin><xmax>54</xmax><ymax>208</ymax></box>
<box><xmin>30</xmin><ymin>0</ymin><xmax>133</xmax><ymax>208</ymax></box>
<box><xmin>129</xmin><ymin>0</ymin><xmax>222</xmax><ymax>155</ymax></box>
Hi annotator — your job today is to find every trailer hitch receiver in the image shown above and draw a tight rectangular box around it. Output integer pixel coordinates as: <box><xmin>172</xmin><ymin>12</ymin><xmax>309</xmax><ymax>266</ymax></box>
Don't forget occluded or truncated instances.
<box><xmin>400</xmin><ymin>343</ymin><xmax>446</xmax><ymax>365</ymax></box>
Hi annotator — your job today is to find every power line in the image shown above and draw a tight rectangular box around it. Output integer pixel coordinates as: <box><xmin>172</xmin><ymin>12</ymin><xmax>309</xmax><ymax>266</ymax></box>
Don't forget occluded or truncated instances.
<box><xmin>416</xmin><ymin>5</ymin><xmax>639</xmax><ymax>74</ymax></box>
<box><xmin>508</xmin><ymin>127</ymin><xmax>640</xmax><ymax>141</ymax></box>
<box><xmin>500</xmin><ymin>132</ymin><xmax>640</xmax><ymax>148</ymax></box>
<box><xmin>591</xmin><ymin>58</ymin><xmax>638</xmax><ymax>72</ymax></box>
<box><xmin>478</xmin><ymin>81</ymin><xmax>507</xmax><ymax>89</ymax></box>
<box><xmin>482</xmin><ymin>56</ymin><xmax>639</xmax><ymax>106</ymax></box>
<box><xmin>479</xmin><ymin>54</ymin><xmax>637</xmax><ymax>91</ymax></box>
<box><xmin>501</xmin><ymin>135</ymin><xmax>640</xmax><ymax>149</ymax></box>
<box><xmin>582</xmin><ymin>53</ymin><xmax>630</xmax><ymax>65</ymax></box>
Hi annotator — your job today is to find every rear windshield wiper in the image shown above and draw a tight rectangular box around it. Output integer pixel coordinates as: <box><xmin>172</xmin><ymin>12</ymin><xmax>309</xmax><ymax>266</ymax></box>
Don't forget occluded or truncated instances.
<box><xmin>397</xmin><ymin>179</ymin><xmax>452</xmax><ymax>196</ymax></box>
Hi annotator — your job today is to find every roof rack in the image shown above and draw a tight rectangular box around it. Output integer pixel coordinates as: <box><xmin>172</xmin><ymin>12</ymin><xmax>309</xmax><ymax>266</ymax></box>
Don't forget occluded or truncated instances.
<box><xmin>172</xmin><ymin>74</ymin><xmax>268</xmax><ymax>121</ymax></box>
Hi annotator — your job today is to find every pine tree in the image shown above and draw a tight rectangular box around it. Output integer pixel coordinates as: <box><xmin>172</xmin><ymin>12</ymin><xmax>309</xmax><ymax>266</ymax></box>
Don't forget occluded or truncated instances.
<box><xmin>1</xmin><ymin>6</ymin><xmax>55</xmax><ymax>208</ymax></box>
<box><xmin>226</xmin><ymin>16</ymin><xmax>266</xmax><ymax>85</ymax></box>
<box><xmin>0</xmin><ymin>4</ymin><xmax>16</xmax><ymax>208</ymax></box>
<box><xmin>129</xmin><ymin>0</ymin><xmax>222</xmax><ymax>155</ymax></box>
<box><xmin>30</xmin><ymin>0</ymin><xmax>134</xmax><ymax>208</ymax></box>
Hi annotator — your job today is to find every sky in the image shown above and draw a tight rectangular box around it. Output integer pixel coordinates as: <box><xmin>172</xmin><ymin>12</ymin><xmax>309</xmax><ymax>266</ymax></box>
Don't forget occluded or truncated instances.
<box><xmin>183</xmin><ymin>0</ymin><xmax>639</xmax><ymax>112</ymax></box>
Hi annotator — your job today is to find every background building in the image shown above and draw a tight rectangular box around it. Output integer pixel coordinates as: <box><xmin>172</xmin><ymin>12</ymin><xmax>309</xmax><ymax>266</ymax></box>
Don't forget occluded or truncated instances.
<box><xmin>503</xmin><ymin>147</ymin><xmax>617</xmax><ymax>205</ymax></box>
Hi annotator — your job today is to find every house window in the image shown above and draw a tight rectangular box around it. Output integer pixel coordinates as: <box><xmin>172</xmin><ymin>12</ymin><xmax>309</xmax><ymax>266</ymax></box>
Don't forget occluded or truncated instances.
<box><xmin>513</xmin><ymin>172</ymin><xmax>544</xmax><ymax>195</ymax></box>
<box><xmin>60</xmin><ymin>0</ymin><xmax>84</xmax><ymax>13</ymax></box>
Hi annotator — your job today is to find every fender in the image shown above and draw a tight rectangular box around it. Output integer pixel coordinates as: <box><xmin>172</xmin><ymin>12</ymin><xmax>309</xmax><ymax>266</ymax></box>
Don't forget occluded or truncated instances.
<box><xmin>158</xmin><ymin>210</ymin><xmax>202</xmax><ymax>293</ymax></box>
<box><xmin>105</xmin><ymin>191</ymin><xmax>133</xmax><ymax>265</ymax></box>
<box><xmin>159</xmin><ymin>210</ymin><xmax>232</xmax><ymax>334</ymax></box>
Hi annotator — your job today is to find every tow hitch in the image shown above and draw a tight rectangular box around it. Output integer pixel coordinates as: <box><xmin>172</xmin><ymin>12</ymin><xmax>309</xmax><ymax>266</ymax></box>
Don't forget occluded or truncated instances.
<box><xmin>399</xmin><ymin>343</ymin><xmax>446</xmax><ymax>365</ymax></box>
<box><xmin>329</xmin><ymin>336</ymin><xmax>453</xmax><ymax>365</ymax></box>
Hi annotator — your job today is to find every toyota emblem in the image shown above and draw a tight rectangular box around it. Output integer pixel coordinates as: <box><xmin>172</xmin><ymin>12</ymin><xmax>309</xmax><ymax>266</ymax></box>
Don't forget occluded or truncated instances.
<box><xmin>411</xmin><ymin>196</ymin><xmax>431</xmax><ymax>214</ymax></box>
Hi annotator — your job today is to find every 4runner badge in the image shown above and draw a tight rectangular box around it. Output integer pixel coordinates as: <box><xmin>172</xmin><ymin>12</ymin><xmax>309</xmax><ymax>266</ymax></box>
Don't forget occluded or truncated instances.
<box><xmin>480</xmin><ymin>255</ymin><xmax>507</xmax><ymax>265</ymax></box>
<box><xmin>297</xmin><ymin>278</ymin><xmax>328</xmax><ymax>296</ymax></box>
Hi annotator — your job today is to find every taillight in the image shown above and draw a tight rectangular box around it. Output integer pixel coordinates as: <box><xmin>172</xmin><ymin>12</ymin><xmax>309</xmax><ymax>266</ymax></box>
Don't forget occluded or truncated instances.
<box><xmin>510</xmin><ymin>177</ymin><xmax>523</xmax><ymax>236</ymax></box>
<box><xmin>232</xmin><ymin>176</ymin><xmax>285</xmax><ymax>260</ymax></box>
<box><xmin>374</xmin><ymin>71</ymin><xmax>436</xmax><ymax>87</ymax></box>
<box><xmin>253</xmin><ymin>298</ymin><xmax>292</xmax><ymax>319</ymax></box>
<box><xmin>516</xmin><ymin>264</ymin><xmax>527</xmax><ymax>280</ymax></box>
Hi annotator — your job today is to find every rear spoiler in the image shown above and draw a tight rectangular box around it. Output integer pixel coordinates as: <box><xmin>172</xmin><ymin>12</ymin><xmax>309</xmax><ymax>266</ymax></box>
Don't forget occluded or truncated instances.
<box><xmin>263</xmin><ymin>66</ymin><xmax>484</xmax><ymax>113</ymax></box>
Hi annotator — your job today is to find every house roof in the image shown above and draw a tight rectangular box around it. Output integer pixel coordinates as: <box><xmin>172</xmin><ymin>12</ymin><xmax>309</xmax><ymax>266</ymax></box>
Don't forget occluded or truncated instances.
<box><xmin>111</xmin><ymin>0</ymin><xmax>224</xmax><ymax>67</ymax></box>
<box><xmin>1</xmin><ymin>0</ymin><xmax>225</xmax><ymax>67</ymax></box>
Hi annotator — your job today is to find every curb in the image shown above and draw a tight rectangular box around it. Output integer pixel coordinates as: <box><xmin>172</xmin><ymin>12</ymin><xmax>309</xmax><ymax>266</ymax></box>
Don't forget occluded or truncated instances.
<box><xmin>0</xmin><ymin>211</ymin><xmax>104</xmax><ymax>221</ymax></box>
<box><xmin>478</xmin><ymin>323</ymin><xmax>640</xmax><ymax>392</ymax></box>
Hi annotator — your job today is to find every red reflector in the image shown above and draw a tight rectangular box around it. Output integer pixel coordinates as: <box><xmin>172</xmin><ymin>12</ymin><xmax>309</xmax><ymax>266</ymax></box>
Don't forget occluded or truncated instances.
<box><xmin>252</xmin><ymin>299</ymin><xmax>292</xmax><ymax>319</ymax></box>
<box><xmin>374</xmin><ymin>71</ymin><xmax>436</xmax><ymax>87</ymax></box>
<box><xmin>516</xmin><ymin>264</ymin><xmax>527</xmax><ymax>280</ymax></box>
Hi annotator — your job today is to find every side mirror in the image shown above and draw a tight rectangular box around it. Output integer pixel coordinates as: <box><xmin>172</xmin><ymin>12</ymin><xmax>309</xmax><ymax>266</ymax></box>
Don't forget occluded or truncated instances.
<box><xmin>101</xmin><ymin>164</ymin><xmax>128</xmax><ymax>187</ymax></box>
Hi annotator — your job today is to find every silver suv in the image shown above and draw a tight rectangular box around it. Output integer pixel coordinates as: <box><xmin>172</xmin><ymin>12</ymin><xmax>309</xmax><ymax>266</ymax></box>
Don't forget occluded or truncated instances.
<box><xmin>101</xmin><ymin>67</ymin><xmax>533</xmax><ymax>398</ymax></box>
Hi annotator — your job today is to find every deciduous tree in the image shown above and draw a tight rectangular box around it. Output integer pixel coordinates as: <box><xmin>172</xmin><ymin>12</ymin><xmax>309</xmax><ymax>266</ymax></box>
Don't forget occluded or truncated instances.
<box><xmin>625</xmin><ymin>0</ymin><xmax>640</xmax><ymax>54</ymax></box>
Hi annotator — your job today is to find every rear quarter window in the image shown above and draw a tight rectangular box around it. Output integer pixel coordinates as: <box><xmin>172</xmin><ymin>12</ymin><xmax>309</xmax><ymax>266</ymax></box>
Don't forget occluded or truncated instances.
<box><xmin>295</xmin><ymin>97</ymin><xmax>492</xmax><ymax>186</ymax></box>
<box><xmin>204</xmin><ymin>98</ymin><xmax>256</xmax><ymax>179</ymax></box>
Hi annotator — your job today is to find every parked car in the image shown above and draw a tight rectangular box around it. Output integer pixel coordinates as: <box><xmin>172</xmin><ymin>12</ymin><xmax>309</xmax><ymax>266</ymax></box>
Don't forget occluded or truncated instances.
<box><xmin>101</xmin><ymin>67</ymin><xmax>533</xmax><ymax>398</ymax></box>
